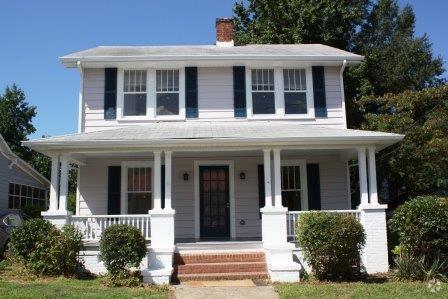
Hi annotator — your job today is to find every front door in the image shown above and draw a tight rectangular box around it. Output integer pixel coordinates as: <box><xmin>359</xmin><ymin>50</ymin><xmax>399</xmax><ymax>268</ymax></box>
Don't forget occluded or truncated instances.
<box><xmin>200</xmin><ymin>166</ymin><xmax>230</xmax><ymax>239</ymax></box>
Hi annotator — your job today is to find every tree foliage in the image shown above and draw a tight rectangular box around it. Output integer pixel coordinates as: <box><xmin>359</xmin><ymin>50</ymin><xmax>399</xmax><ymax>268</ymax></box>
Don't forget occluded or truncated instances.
<box><xmin>360</xmin><ymin>85</ymin><xmax>448</xmax><ymax>200</ymax></box>
<box><xmin>0</xmin><ymin>84</ymin><xmax>36</xmax><ymax>160</ymax></box>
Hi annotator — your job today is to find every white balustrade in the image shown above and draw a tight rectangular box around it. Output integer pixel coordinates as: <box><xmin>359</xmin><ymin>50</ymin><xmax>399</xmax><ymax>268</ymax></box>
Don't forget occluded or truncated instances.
<box><xmin>71</xmin><ymin>215</ymin><xmax>151</xmax><ymax>241</ymax></box>
<box><xmin>287</xmin><ymin>210</ymin><xmax>361</xmax><ymax>240</ymax></box>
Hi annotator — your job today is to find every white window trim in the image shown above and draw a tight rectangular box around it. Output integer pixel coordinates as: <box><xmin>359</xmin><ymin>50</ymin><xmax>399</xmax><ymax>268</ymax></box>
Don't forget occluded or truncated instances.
<box><xmin>120</xmin><ymin>161</ymin><xmax>154</xmax><ymax>214</ymax></box>
<box><xmin>281</xmin><ymin>159</ymin><xmax>308</xmax><ymax>211</ymax></box>
<box><xmin>116</xmin><ymin>68</ymin><xmax>185</xmax><ymax>121</ymax></box>
<box><xmin>193</xmin><ymin>160</ymin><xmax>236</xmax><ymax>240</ymax></box>
<box><xmin>246</xmin><ymin>66</ymin><xmax>315</xmax><ymax>120</ymax></box>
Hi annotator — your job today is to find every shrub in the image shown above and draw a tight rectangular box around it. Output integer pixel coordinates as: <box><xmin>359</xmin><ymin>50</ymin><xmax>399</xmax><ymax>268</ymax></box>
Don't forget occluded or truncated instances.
<box><xmin>10</xmin><ymin>219</ymin><xmax>83</xmax><ymax>276</ymax></box>
<box><xmin>10</xmin><ymin>218</ymin><xmax>58</xmax><ymax>262</ymax></box>
<box><xmin>389</xmin><ymin>196</ymin><xmax>448</xmax><ymax>260</ymax></box>
<box><xmin>297</xmin><ymin>212</ymin><xmax>365</xmax><ymax>281</ymax></box>
<box><xmin>99</xmin><ymin>224</ymin><xmax>146</xmax><ymax>278</ymax></box>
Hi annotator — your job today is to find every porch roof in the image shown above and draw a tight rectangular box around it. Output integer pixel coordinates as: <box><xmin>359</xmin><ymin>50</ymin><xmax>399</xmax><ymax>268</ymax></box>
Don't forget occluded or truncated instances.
<box><xmin>23</xmin><ymin>121</ymin><xmax>403</xmax><ymax>152</ymax></box>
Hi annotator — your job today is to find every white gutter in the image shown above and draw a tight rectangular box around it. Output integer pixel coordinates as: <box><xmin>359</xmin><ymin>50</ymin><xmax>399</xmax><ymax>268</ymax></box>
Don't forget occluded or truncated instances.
<box><xmin>76</xmin><ymin>61</ymin><xmax>84</xmax><ymax>133</ymax></box>
<box><xmin>340</xmin><ymin>60</ymin><xmax>348</xmax><ymax>127</ymax></box>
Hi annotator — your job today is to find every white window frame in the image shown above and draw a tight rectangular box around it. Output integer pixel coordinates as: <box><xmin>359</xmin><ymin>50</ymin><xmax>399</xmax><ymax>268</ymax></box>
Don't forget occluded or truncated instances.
<box><xmin>120</xmin><ymin>161</ymin><xmax>153</xmax><ymax>214</ymax></box>
<box><xmin>246</xmin><ymin>66</ymin><xmax>315</xmax><ymax>119</ymax></box>
<box><xmin>116</xmin><ymin>68</ymin><xmax>185</xmax><ymax>121</ymax></box>
<box><xmin>281</xmin><ymin>159</ymin><xmax>308</xmax><ymax>211</ymax></box>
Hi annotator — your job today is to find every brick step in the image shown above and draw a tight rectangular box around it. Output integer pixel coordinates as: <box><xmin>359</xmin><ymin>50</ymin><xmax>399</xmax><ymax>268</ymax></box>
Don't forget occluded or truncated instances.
<box><xmin>175</xmin><ymin>271</ymin><xmax>269</xmax><ymax>282</ymax></box>
<box><xmin>175</xmin><ymin>261</ymin><xmax>267</xmax><ymax>274</ymax></box>
<box><xmin>174</xmin><ymin>252</ymin><xmax>265</xmax><ymax>264</ymax></box>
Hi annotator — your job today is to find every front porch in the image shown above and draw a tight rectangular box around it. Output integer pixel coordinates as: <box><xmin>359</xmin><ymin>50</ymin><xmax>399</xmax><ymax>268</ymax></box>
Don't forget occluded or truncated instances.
<box><xmin>24</xmin><ymin>121</ymin><xmax>402</xmax><ymax>283</ymax></box>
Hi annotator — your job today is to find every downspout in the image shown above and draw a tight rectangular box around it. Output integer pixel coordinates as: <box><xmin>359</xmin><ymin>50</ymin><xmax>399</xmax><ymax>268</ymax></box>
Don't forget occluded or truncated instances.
<box><xmin>76</xmin><ymin>61</ymin><xmax>84</xmax><ymax>133</ymax></box>
<box><xmin>340</xmin><ymin>60</ymin><xmax>348</xmax><ymax>128</ymax></box>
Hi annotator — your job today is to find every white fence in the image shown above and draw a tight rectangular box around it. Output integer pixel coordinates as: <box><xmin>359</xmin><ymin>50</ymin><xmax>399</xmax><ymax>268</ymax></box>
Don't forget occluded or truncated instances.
<box><xmin>71</xmin><ymin>215</ymin><xmax>151</xmax><ymax>241</ymax></box>
<box><xmin>287</xmin><ymin>210</ymin><xmax>361</xmax><ymax>240</ymax></box>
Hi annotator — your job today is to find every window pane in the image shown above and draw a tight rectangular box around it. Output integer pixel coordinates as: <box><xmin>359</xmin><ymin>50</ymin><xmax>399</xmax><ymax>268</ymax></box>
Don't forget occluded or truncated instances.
<box><xmin>282</xmin><ymin>191</ymin><xmax>302</xmax><ymax>211</ymax></box>
<box><xmin>124</xmin><ymin>70</ymin><xmax>146</xmax><ymax>92</ymax></box>
<box><xmin>285</xmin><ymin>92</ymin><xmax>307</xmax><ymax>114</ymax></box>
<box><xmin>284</xmin><ymin>69</ymin><xmax>306</xmax><ymax>91</ymax></box>
<box><xmin>128</xmin><ymin>193</ymin><xmax>152</xmax><ymax>214</ymax></box>
<box><xmin>8</xmin><ymin>195</ymin><xmax>13</xmax><ymax>209</ymax></box>
<box><xmin>156</xmin><ymin>93</ymin><xmax>179</xmax><ymax>115</ymax></box>
<box><xmin>252</xmin><ymin>92</ymin><xmax>275</xmax><ymax>114</ymax></box>
<box><xmin>252</xmin><ymin>69</ymin><xmax>274</xmax><ymax>91</ymax></box>
<box><xmin>124</xmin><ymin>94</ymin><xmax>146</xmax><ymax>116</ymax></box>
<box><xmin>33</xmin><ymin>188</ymin><xmax>39</xmax><ymax>199</ymax></box>
<box><xmin>9</xmin><ymin>183</ymin><xmax>14</xmax><ymax>195</ymax></box>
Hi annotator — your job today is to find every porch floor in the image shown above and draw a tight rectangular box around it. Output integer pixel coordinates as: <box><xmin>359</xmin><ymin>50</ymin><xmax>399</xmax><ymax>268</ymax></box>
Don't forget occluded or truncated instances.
<box><xmin>175</xmin><ymin>241</ymin><xmax>264</xmax><ymax>254</ymax></box>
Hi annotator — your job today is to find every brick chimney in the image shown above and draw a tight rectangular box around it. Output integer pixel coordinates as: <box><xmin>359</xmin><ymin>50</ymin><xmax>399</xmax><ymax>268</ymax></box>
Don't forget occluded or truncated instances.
<box><xmin>216</xmin><ymin>18</ymin><xmax>234</xmax><ymax>47</ymax></box>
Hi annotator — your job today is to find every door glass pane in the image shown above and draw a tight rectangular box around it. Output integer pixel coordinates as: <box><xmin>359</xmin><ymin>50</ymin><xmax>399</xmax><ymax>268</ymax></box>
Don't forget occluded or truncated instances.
<box><xmin>128</xmin><ymin>193</ymin><xmax>152</xmax><ymax>214</ymax></box>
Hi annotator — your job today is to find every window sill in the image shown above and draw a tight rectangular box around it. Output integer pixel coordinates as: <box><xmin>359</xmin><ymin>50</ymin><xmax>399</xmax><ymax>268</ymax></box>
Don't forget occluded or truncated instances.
<box><xmin>117</xmin><ymin>116</ymin><xmax>186</xmax><ymax>122</ymax></box>
<box><xmin>247</xmin><ymin>115</ymin><xmax>315</xmax><ymax>121</ymax></box>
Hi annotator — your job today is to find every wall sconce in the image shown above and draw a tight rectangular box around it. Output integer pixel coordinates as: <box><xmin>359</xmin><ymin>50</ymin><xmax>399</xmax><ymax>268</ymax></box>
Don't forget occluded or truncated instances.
<box><xmin>239</xmin><ymin>172</ymin><xmax>246</xmax><ymax>180</ymax></box>
<box><xmin>183</xmin><ymin>172</ymin><xmax>189</xmax><ymax>181</ymax></box>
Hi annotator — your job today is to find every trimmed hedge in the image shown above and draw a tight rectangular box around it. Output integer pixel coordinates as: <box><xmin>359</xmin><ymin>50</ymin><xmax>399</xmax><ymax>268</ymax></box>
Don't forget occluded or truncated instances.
<box><xmin>10</xmin><ymin>219</ymin><xmax>83</xmax><ymax>276</ymax></box>
<box><xmin>297</xmin><ymin>212</ymin><xmax>365</xmax><ymax>281</ymax></box>
<box><xmin>389</xmin><ymin>196</ymin><xmax>448</xmax><ymax>260</ymax></box>
<box><xmin>99</xmin><ymin>224</ymin><xmax>147</xmax><ymax>277</ymax></box>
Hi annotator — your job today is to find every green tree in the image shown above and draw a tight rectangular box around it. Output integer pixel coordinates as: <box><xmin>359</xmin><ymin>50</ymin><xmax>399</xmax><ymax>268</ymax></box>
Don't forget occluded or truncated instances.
<box><xmin>234</xmin><ymin>0</ymin><xmax>369</xmax><ymax>49</ymax></box>
<box><xmin>359</xmin><ymin>85</ymin><xmax>448</xmax><ymax>204</ymax></box>
<box><xmin>0</xmin><ymin>84</ymin><xmax>36</xmax><ymax>160</ymax></box>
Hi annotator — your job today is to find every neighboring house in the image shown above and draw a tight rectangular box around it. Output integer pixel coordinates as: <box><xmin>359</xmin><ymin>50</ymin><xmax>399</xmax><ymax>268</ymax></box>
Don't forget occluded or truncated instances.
<box><xmin>0</xmin><ymin>134</ymin><xmax>49</xmax><ymax>211</ymax></box>
<box><xmin>24</xmin><ymin>18</ymin><xmax>403</xmax><ymax>283</ymax></box>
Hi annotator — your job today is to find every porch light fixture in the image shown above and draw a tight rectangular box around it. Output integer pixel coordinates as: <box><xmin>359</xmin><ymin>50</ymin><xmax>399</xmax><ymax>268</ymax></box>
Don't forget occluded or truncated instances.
<box><xmin>183</xmin><ymin>172</ymin><xmax>189</xmax><ymax>181</ymax></box>
<box><xmin>239</xmin><ymin>172</ymin><xmax>246</xmax><ymax>180</ymax></box>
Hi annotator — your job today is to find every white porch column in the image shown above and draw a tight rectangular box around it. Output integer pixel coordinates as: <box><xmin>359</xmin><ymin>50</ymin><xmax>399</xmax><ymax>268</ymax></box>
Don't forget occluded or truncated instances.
<box><xmin>58</xmin><ymin>153</ymin><xmax>69</xmax><ymax>212</ymax></box>
<box><xmin>41</xmin><ymin>153</ymin><xmax>72</xmax><ymax>227</ymax></box>
<box><xmin>273</xmin><ymin>148</ymin><xmax>283</xmax><ymax>208</ymax></box>
<box><xmin>164</xmin><ymin>151</ymin><xmax>172</xmax><ymax>210</ymax></box>
<box><xmin>367</xmin><ymin>146</ymin><xmax>379</xmax><ymax>205</ymax></box>
<box><xmin>48</xmin><ymin>155</ymin><xmax>60</xmax><ymax>211</ymax></box>
<box><xmin>357</xmin><ymin>147</ymin><xmax>369</xmax><ymax>206</ymax></box>
<box><xmin>263</xmin><ymin>149</ymin><xmax>273</xmax><ymax>208</ymax></box>
<box><xmin>153</xmin><ymin>151</ymin><xmax>162</xmax><ymax>210</ymax></box>
<box><xmin>144</xmin><ymin>150</ymin><xmax>175</xmax><ymax>284</ymax></box>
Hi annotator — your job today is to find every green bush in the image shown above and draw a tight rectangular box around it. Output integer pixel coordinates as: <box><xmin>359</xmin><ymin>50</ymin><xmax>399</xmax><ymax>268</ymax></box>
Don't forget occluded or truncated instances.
<box><xmin>389</xmin><ymin>196</ymin><xmax>448</xmax><ymax>260</ymax></box>
<box><xmin>10</xmin><ymin>218</ymin><xmax>58</xmax><ymax>262</ymax></box>
<box><xmin>10</xmin><ymin>219</ymin><xmax>83</xmax><ymax>276</ymax></box>
<box><xmin>297</xmin><ymin>212</ymin><xmax>365</xmax><ymax>281</ymax></box>
<box><xmin>99</xmin><ymin>224</ymin><xmax>146</xmax><ymax>278</ymax></box>
<box><xmin>389</xmin><ymin>196</ymin><xmax>448</xmax><ymax>280</ymax></box>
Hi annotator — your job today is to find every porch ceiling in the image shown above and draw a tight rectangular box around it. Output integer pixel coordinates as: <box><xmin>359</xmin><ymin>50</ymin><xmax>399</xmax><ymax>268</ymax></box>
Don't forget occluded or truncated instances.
<box><xmin>23</xmin><ymin>121</ymin><xmax>403</xmax><ymax>154</ymax></box>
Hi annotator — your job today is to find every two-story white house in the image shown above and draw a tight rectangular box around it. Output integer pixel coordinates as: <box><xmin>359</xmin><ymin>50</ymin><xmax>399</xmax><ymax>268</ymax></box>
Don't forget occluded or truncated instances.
<box><xmin>24</xmin><ymin>18</ymin><xmax>403</xmax><ymax>284</ymax></box>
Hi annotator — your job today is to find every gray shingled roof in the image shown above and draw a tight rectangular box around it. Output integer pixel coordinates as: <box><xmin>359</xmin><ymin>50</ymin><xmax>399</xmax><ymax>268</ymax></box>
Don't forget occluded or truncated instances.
<box><xmin>24</xmin><ymin>121</ymin><xmax>402</xmax><ymax>150</ymax></box>
<box><xmin>60</xmin><ymin>44</ymin><xmax>363</xmax><ymax>66</ymax></box>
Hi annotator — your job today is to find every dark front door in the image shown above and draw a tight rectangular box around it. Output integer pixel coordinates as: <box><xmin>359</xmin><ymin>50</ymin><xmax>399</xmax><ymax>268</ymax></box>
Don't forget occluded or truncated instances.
<box><xmin>200</xmin><ymin>166</ymin><xmax>230</xmax><ymax>239</ymax></box>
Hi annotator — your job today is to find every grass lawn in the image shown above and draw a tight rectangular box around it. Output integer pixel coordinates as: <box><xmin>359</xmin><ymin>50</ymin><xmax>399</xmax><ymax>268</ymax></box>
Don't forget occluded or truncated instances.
<box><xmin>275</xmin><ymin>280</ymin><xmax>448</xmax><ymax>299</ymax></box>
<box><xmin>0</xmin><ymin>259</ymin><xmax>169</xmax><ymax>299</ymax></box>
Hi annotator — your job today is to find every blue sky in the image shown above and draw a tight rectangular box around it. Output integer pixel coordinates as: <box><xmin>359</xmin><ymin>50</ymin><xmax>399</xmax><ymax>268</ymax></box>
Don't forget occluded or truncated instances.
<box><xmin>0</xmin><ymin>0</ymin><xmax>446</xmax><ymax>139</ymax></box>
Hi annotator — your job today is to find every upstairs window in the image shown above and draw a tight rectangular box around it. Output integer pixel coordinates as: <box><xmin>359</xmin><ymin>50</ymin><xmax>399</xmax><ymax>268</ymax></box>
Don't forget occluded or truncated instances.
<box><xmin>123</xmin><ymin>70</ymin><xmax>147</xmax><ymax>116</ymax></box>
<box><xmin>8</xmin><ymin>183</ymin><xmax>47</xmax><ymax>210</ymax></box>
<box><xmin>156</xmin><ymin>70</ymin><xmax>179</xmax><ymax>115</ymax></box>
<box><xmin>283</xmin><ymin>69</ymin><xmax>307</xmax><ymax>114</ymax></box>
<box><xmin>251</xmin><ymin>69</ymin><xmax>275</xmax><ymax>114</ymax></box>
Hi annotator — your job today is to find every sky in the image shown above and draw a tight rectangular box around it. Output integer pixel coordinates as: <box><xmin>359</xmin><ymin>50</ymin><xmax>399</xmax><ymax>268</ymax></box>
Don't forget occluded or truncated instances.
<box><xmin>0</xmin><ymin>0</ymin><xmax>446</xmax><ymax>139</ymax></box>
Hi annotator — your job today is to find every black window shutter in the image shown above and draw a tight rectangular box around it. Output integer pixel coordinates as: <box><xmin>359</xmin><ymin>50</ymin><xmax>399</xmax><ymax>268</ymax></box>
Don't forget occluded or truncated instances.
<box><xmin>107</xmin><ymin>166</ymin><xmax>121</xmax><ymax>214</ymax></box>
<box><xmin>257</xmin><ymin>164</ymin><xmax>265</xmax><ymax>218</ymax></box>
<box><xmin>306</xmin><ymin>164</ymin><xmax>321</xmax><ymax>210</ymax></box>
<box><xmin>104</xmin><ymin>68</ymin><xmax>117</xmax><ymax>119</ymax></box>
<box><xmin>161</xmin><ymin>165</ymin><xmax>165</xmax><ymax>209</ymax></box>
<box><xmin>185</xmin><ymin>67</ymin><xmax>198</xmax><ymax>118</ymax></box>
<box><xmin>233</xmin><ymin>66</ymin><xmax>247</xmax><ymax>117</ymax></box>
<box><xmin>312</xmin><ymin>66</ymin><xmax>327</xmax><ymax>117</ymax></box>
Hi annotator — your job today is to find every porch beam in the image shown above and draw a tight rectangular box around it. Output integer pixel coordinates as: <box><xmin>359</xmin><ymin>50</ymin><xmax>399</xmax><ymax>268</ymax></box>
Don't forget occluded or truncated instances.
<box><xmin>273</xmin><ymin>148</ymin><xmax>283</xmax><ymax>208</ymax></box>
<box><xmin>368</xmin><ymin>146</ymin><xmax>379</xmax><ymax>205</ymax></box>
<box><xmin>58</xmin><ymin>153</ymin><xmax>69</xmax><ymax>212</ymax></box>
<box><xmin>153</xmin><ymin>150</ymin><xmax>162</xmax><ymax>210</ymax></box>
<box><xmin>48</xmin><ymin>154</ymin><xmax>60</xmax><ymax>211</ymax></box>
<box><xmin>357</xmin><ymin>147</ymin><xmax>369</xmax><ymax>206</ymax></box>
<box><xmin>164</xmin><ymin>151</ymin><xmax>172</xmax><ymax>210</ymax></box>
<box><xmin>263</xmin><ymin>149</ymin><xmax>273</xmax><ymax>208</ymax></box>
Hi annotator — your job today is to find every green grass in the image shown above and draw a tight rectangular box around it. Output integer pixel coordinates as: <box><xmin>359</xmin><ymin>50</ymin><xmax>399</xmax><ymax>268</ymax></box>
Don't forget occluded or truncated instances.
<box><xmin>0</xmin><ymin>259</ymin><xmax>169</xmax><ymax>299</ymax></box>
<box><xmin>275</xmin><ymin>281</ymin><xmax>448</xmax><ymax>299</ymax></box>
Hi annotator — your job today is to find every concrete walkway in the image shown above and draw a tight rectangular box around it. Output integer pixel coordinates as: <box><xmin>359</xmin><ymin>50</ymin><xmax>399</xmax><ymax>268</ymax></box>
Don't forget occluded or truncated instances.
<box><xmin>170</xmin><ymin>280</ymin><xmax>279</xmax><ymax>299</ymax></box>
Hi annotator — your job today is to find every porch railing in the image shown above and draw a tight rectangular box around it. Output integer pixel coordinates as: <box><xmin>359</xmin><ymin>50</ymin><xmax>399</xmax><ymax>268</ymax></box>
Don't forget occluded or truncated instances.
<box><xmin>71</xmin><ymin>215</ymin><xmax>151</xmax><ymax>241</ymax></box>
<box><xmin>287</xmin><ymin>210</ymin><xmax>361</xmax><ymax>240</ymax></box>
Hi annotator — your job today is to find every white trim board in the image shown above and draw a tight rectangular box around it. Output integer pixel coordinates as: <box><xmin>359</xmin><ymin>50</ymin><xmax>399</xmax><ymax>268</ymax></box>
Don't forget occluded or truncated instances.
<box><xmin>194</xmin><ymin>160</ymin><xmax>236</xmax><ymax>240</ymax></box>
